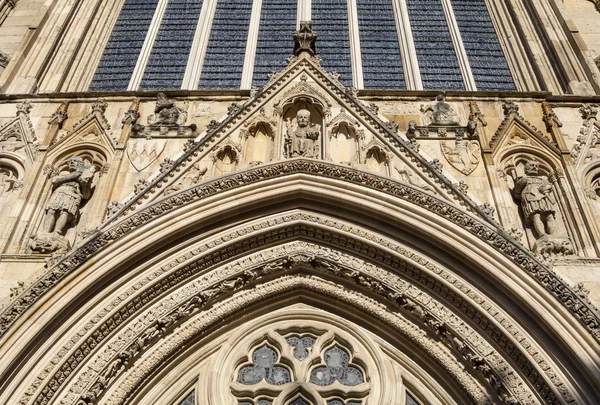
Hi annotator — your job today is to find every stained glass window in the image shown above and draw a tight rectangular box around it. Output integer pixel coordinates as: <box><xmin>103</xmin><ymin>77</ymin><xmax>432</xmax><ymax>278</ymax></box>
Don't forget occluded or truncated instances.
<box><xmin>140</xmin><ymin>0</ymin><xmax>204</xmax><ymax>90</ymax></box>
<box><xmin>406</xmin><ymin>392</ymin><xmax>420</xmax><ymax>405</ymax></box>
<box><xmin>289</xmin><ymin>398</ymin><xmax>310</xmax><ymax>405</ymax></box>
<box><xmin>198</xmin><ymin>0</ymin><xmax>252</xmax><ymax>90</ymax></box>
<box><xmin>405</xmin><ymin>0</ymin><xmax>464</xmax><ymax>90</ymax></box>
<box><xmin>312</xmin><ymin>0</ymin><xmax>353</xmax><ymax>87</ymax></box>
<box><xmin>252</xmin><ymin>0</ymin><xmax>297</xmax><ymax>87</ymax></box>
<box><xmin>90</xmin><ymin>0</ymin><xmax>517</xmax><ymax>92</ymax></box>
<box><xmin>357</xmin><ymin>0</ymin><xmax>405</xmax><ymax>90</ymax></box>
<box><xmin>310</xmin><ymin>346</ymin><xmax>364</xmax><ymax>386</ymax></box>
<box><xmin>178</xmin><ymin>390</ymin><xmax>195</xmax><ymax>405</ymax></box>
<box><xmin>89</xmin><ymin>0</ymin><xmax>160</xmax><ymax>91</ymax></box>
<box><xmin>286</xmin><ymin>335</ymin><xmax>316</xmax><ymax>360</ymax></box>
<box><xmin>450</xmin><ymin>0</ymin><xmax>515</xmax><ymax>91</ymax></box>
<box><xmin>237</xmin><ymin>345</ymin><xmax>292</xmax><ymax>385</ymax></box>
<box><xmin>239</xmin><ymin>400</ymin><xmax>273</xmax><ymax>405</ymax></box>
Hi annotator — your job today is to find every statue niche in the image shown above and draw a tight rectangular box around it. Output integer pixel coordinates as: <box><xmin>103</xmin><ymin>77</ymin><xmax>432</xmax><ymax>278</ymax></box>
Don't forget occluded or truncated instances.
<box><xmin>243</xmin><ymin>122</ymin><xmax>274</xmax><ymax>166</ymax></box>
<box><xmin>284</xmin><ymin>107</ymin><xmax>321</xmax><ymax>159</ymax></box>
<box><xmin>327</xmin><ymin>113</ymin><xmax>361</xmax><ymax>166</ymax></box>
<box><xmin>507</xmin><ymin>158</ymin><xmax>574</xmax><ymax>258</ymax></box>
<box><xmin>213</xmin><ymin>144</ymin><xmax>239</xmax><ymax>177</ymax></box>
<box><xmin>30</xmin><ymin>156</ymin><xmax>96</xmax><ymax>254</ymax></box>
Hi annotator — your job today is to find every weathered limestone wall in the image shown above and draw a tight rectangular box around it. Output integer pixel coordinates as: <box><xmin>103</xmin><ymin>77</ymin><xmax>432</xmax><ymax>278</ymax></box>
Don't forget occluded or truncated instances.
<box><xmin>1</xmin><ymin>92</ymin><xmax>600</xmax><ymax>307</ymax></box>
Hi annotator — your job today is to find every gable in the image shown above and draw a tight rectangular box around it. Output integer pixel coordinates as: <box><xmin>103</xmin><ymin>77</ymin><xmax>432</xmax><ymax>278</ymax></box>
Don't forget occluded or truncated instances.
<box><xmin>114</xmin><ymin>52</ymin><xmax>491</xmax><ymax>224</ymax></box>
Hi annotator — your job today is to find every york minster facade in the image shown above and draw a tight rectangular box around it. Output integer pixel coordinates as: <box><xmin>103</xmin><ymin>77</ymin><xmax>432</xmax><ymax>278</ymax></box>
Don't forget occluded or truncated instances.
<box><xmin>0</xmin><ymin>0</ymin><xmax>600</xmax><ymax>404</ymax></box>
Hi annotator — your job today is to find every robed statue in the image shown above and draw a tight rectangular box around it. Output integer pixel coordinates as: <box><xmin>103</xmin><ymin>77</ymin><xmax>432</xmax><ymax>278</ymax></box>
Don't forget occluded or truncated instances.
<box><xmin>284</xmin><ymin>109</ymin><xmax>321</xmax><ymax>158</ymax></box>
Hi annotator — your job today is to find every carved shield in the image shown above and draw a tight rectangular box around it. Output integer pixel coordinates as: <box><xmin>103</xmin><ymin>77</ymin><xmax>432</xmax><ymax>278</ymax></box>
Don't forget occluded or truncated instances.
<box><xmin>440</xmin><ymin>139</ymin><xmax>481</xmax><ymax>175</ymax></box>
<box><xmin>127</xmin><ymin>140</ymin><xmax>166</xmax><ymax>172</ymax></box>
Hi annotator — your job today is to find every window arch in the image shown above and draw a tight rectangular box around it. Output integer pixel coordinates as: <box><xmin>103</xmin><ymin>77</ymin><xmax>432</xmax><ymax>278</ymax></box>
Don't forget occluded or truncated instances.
<box><xmin>88</xmin><ymin>0</ymin><xmax>516</xmax><ymax>91</ymax></box>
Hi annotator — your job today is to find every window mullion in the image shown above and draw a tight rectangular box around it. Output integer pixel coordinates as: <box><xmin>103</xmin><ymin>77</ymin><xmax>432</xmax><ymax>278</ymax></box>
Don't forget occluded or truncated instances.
<box><xmin>181</xmin><ymin>0</ymin><xmax>218</xmax><ymax>90</ymax></box>
<box><xmin>127</xmin><ymin>0</ymin><xmax>170</xmax><ymax>91</ymax></box>
<box><xmin>299</xmin><ymin>0</ymin><xmax>310</xmax><ymax>28</ymax></box>
<box><xmin>346</xmin><ymin>0</ymin><xmax>364</xmax><ymax>89</ymax></box>
<box><xmin>392</xmin><ymin>0</ymin><xmax>422</xmax><ymax>90</ymax></box>
<box><xmin>439</xmin><ymin>0</ymin><xmax>477</xmax><ymax>91</ymax></box>
<box><xmin>240</xmin><ymin>0</ymin><xmax>263</xmax><ymax>90</ymax></box>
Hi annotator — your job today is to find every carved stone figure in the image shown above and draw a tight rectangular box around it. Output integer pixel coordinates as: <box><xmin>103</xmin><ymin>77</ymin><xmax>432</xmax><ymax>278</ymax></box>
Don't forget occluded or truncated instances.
<box><xmin>421</xmin><ymin>95</ymin><xmax>459</xmax><ymax>126</ymax></box>
<box><xmin>164</xmin><ymin>162</ymin><xmax>208</xmax><ymax>195</ymax></box>
<box><xmin>285</xmin><ymin>109</ymin><xmax>321</xmax><ymax>158</ymax></box>
<box><xmin>154</xmin><ymin>93</ymin><xmax>180</xmax><ymax>125</ymax></box>
<box><xmin>30</xmin><ymin>156</ymin><xmax>96</xmax><ymax>253</ymax></box>
<box><xmin>513</xmin><ymin>160</ymin><xmax>556</xmax><ymax>237</ymax></box>
<box><xmin>0</xmin><ymin>167</ymin><xmax>18</xmax><ymax>197</ymax></box>
<box><xmin>512</xmin><ymin>160</ymin><xmax>574</xmax><ymax>257</ymax></box>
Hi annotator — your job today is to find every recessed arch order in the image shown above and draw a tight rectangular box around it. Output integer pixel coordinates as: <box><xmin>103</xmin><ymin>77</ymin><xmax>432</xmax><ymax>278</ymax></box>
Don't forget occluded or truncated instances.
<box><xmin>1</xmin><ymin>160</ymin><xmax>600</xmax><ymax>405</ymax></box>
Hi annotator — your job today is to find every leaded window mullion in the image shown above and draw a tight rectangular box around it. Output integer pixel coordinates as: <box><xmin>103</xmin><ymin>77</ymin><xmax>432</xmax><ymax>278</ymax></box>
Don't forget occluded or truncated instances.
<box><xmin>346</xmin><ymin>0</ymin><xmax>364</xmax><ymax>89</ymax></box>
<box><xmin>181</xmin><ymin>0</ymin><xmax>218</xmax><ymax>90</ymax></box>
<box><xmin>438</xmin><ymin>0</ymin><xmax>477</xmax><ymax>91</ymax></box>
<box><xmin>127</xmin><ymin>0</ymin><xmax>171</xmax><ymax>90</ymax></box>
<box><xmin>240</xmin><ymin>0</ymin><xmax>264</xmax><ymax>90</ymax></box>
<box><xmin>392</xmin><ymin>0</ymin><xmax>422</xmax><ymax>90</ymax></box>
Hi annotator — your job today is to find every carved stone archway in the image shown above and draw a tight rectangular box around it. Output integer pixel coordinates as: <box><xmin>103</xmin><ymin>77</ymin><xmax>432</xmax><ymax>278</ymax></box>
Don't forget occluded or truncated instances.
<box><xmin>1</xmin><ymin>163</ymin><xmax>599</xmax><ymax>405</ymax></box>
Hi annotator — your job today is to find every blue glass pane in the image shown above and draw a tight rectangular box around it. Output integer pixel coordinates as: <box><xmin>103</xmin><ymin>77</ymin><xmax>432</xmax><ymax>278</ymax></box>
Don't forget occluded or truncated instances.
<box><xmin>450</xmin><ymin>0</ymin><xmax>515</xmax><ymax>91</ymax></box>
<box><xmin>357</xmin><ymin>0</ymin><xmax>405</xmax><ymax>89</ymax></box>
<box><xmin>178</xmin><ymin>390</ymin><xmax>195</xmax><ymax>405</ymax></box>
<box><xmin>198</xmin><ymin>0</ymin><xmax>252</xmax><ymax>90</ymax></box>
<box><xmin>140</xmin><ymin>0</ymin><xmax>204</xmax><ymax>90</ymax></box>
<box><xmin>89</xmin><ymin>0</ymin><xmax>160</xmax><ymax>91</ymax></box>
<box><xmin>252</xmin><ymin>0</ymin><xmax>297</xmax><ymax>87</ymax></box>
<box><xmin>312</xmin><ymin>0</ymin><xmax>353</xmax><ymax>87</ymax></box>
<box><xmin>405</xmin><ymin>0</ymin><xmax>464</xmax><ymax>90</ymax></box>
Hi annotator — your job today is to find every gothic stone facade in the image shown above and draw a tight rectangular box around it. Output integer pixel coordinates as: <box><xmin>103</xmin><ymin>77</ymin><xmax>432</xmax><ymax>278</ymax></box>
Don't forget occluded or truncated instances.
<box><xmin>1</xmin><ymin>1</ymin><xmax>600</xmax><ymax>405</ymax></box>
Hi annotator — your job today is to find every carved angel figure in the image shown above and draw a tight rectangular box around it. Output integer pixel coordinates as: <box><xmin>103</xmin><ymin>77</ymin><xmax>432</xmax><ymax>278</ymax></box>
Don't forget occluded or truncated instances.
<box><xmin>42</xmin><ymin>156</ymin><xmax>96</xmax><ymax>236</ymax></box>
<box><xmin>154</xmin><ymin>92</ymin><xmax>180</xmax><ymax>125</ymax></box>
<box><xmin>285</xmin><ymin>109</ymin><xmax>320</xmax><ymax>158</ymax></box>
<box><xmin>421</xmin><ymin>95</ymin><xmax>459</xmax><ymax>126</ymax></box>
<box><xmin>513</xmin><ymin>160</ymin><xmax>556</xmax><ymax>237</ymax></box>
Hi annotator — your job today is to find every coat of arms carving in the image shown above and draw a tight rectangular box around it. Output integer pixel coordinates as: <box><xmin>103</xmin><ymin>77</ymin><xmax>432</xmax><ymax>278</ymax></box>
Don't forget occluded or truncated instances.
<box><xmin>440</xmin><ymin>132</ymin><xmax>481</xmax><ymax>175</ymax></box>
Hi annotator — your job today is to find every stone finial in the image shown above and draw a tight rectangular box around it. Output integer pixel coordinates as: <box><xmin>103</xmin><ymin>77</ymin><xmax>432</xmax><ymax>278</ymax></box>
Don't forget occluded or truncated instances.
<box><xmin>15</xmin><ymin>100</ymin><xmax>32</xmax><ymax>116</ymax></box>
<box><xmin>542</xmin><ymin>101</ymin><xmax>562</xmax><ymax>132</ymax></box>
<box><xmin>293</xmin><ymin>21</ymin><xmax>317</xmax><ymax>56</ymax></box>
<box><xmin>122</xmin><ymin>98</ymin><xmax>140</xmax><ymax>125</ymax></box>
<box><xmin>579</xmin><ymin>104</ymin><xmax>598</xmax><ymax>121</ymax></box>
<box><xmin>91</xmin><ymin>99</ymin><xmax>108</xmax><ymax>114</ymax></box>
<box><xmin>502</xmin><ymin>101</ymin><xmax>519</xmax><ymax>117</ymax></box>
<box><xmin>49</xmin><ymin>102</ymin><xmax>69</xmax><ymax>126</ymax></box>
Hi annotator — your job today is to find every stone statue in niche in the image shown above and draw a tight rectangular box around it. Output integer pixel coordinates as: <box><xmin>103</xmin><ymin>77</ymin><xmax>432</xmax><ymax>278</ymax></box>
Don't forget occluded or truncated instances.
<box><xmin>512</xmin><ymin>160</ymin><xmax>574</xmax><ymax>257</ymax></box>
<box><xmin>513</xmin><ymin>160</ymin><xmax>557</xmax><ymax>237</ymax></box>
<box><xmin>285</xmin><ymin>109</ymin><xmax>321</xmax><ymax>158</ymax></box>
<box><xmin>30</xmin><ymin>156</ymin><xmax>96</xmax><ymax>253</ymax></box>
<box><xmin>421</xmin><ymin>95</ymin><xmax>459</xmax><ymax>126</ymax></box>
